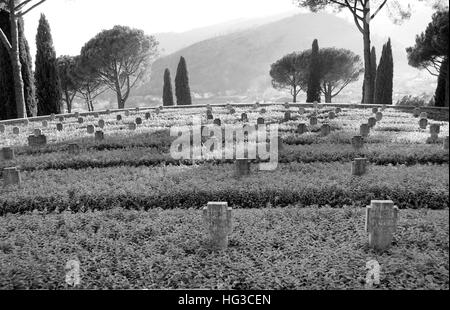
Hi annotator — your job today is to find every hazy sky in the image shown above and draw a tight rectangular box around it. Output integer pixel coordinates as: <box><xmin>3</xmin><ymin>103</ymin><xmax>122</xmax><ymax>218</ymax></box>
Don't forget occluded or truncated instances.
<box><xmin>22</xmin><ymin>0</ymin><xmax>435</xmax><ymax>58</ymax></box>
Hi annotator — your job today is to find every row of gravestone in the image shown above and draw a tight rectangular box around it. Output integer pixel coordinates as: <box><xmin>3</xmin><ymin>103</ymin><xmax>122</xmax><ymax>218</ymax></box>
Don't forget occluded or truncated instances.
<box><xmin>203</xmin><ymin>199</ymin><xmax>398</xmax><ymax>252</ymax></box>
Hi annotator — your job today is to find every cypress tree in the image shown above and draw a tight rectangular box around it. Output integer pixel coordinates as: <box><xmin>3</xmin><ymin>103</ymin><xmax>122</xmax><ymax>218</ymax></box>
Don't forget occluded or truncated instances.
<box><xmin>35</xmin><ymin>14</ymin><xmax>62</xmax><ymax>116</ymax></box>
<box><xmin>306</xmin><ymin>39</ymin><xmax>321</xmax><ymax>103</ymax></box>
<box><xmin>434</xmin><ymin>57</ymin><xmax>448</xmax><ymax>107</ymax></box>
<box><xmin>163</xmin><ymin>68</ymin><xmax>174</xmax><ymax>106</ymax></box>
<box><xmin>175</xmin><ymin>56</ymin><xmax>192</xmax><ymax>106</ymax></box>
<box><xmin>374</xmin><ymin>39</ymin><xmax>394</xmax><ymax>105</ymax></box>
<box><xmin>0</xmin><ymin>10</ymin><xmax>35</xmax><ymax>120</ymax></box>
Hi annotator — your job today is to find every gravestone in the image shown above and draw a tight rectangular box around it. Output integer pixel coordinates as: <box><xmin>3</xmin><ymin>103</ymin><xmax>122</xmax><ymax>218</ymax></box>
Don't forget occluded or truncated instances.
<box><xmin>257</xmin><ymin>118</ymin><xmax>265</xmax><ymax>125</ymax></box>
<box><xmin>335</xmin><ymin>107</ymin><xmax>342</xmax><ymax>114</ymax></box>
<box><xmin>298</xmin><ymin>107</ymin><xmax>305</xmax><ymax>114</ymax></box>
<box><xmin>68</xmin><ymin>143</ymin><xmax>80</xmax><ymax>155</ymax></box>
<box><xmin>155</xmin><ymin>107</ymin><xmax>161</xmax><ymax>115</ymax></box>
<box><xmin>241</xmin><ymin>113</ymin><xmax>248</xmax><ymax>122</ymax></box>
<box><xmin>419</xmin><ymin>118</ymin><xmax>428</xmax><ymax>129</ymax></box>
<box><xmin>375</xmin><ymin>112</ymin><xmax>383</xmax><ymax>122</ymax></box>
<box><xmin>34</xmin><ymin>129</ymin><xmax>42</xmax><ymax>137</ymax></box>
<box><xmin>106</xmin><ymin>109</ymin><xmax>111</xmax><ymax>115</ymax></box>
<box><xmin>56</xmin><ymin>123</ymin><xmax>63</xmax><ymax>131</ymax></box>
<box><xmin>77</xmin><ymin>117</ymin><xmax>84</xmax><ymax>124</ymax></box>
<box><xmin>28</xmin><ymin>135</ymin><xmax>47</xmax><ymax>147</ymax></box>
<box><xmin>98</xmin><ymin>119</ymin><xmax>105</xmax><ymax>129</ymax></box>
<box><xmin>310</xmin><ymin>117</ymin><xmax>318</xmax><ymax>126</ymax></box>
<box><xmin>213</xmin><ymin>119</ymin><xmax>222</xmax><ymax>127</ymax></box>
<box><xmin>260</xmin><ymin>108</ymin><xmax>267</xmax><ymax>114</ymax></box>
<box><xmin>412</xmin><ymin>108</ymin><xmax>420</xmax><ymax>118</ymax></box>
<box><xmin>360</xmin><ymin>124</ymin><xmax>370</xmax><ymax>137</ymax></box>
<box><xmin>229</xmin><ymin>108</ymin><xmax>236</xmax><ymax>115</ymax></box>
<box><xmin>419</xmin><ymin>112</ymin><xmax>428</xmax><ymax>119</ymax></box>
<box><xmin>321</xmin><ymin>124</ymin><xmax>331</xmax><ymax>136</ymax></box>
<box><xmin>117</xmin><ymin>115</ymin><xmax>122</xmax><ymax>121</ymax></box>
<box><xmin>207</xmin><ymin>112</ymin><xmax>214</xmax><ymax>120</ymax></box>
<box><xmin>328</xmin><ymin>112</ymin><xmax>336</xmax><ymax>120</ymax></box>
<box><xmin>365</xmin><ymin>200</ymin><xmax>399</xmax><ymax>251</ymax></box>
<box><xmin>125</xmin><ymin>110</ymin><xmax>130</xmax><ymax>117</ymax></box>
<box><xmin>58</xmin><ymin>116</ymin><xmax>64</xmax><ymax>122</ymax></box>
<box><xmin>284</xmin><ymin>102</ymin><xmax>290</xmax><ymax>109</ymax></box>
<box><xmin>313</xmin><ymin>101</ymin><xmax>319</xmax><ymax>110</ymax></box>
<box><xmin>13</xmin><ymin>127</ymin><xmax>20</xmax><ymax>135</ymax></box>
<box><xmin>50</xmin><ymin>114</ymin><xmax>56</xmax><ymax>121</ymax></box>
<box><xmin>284</xmin><ymin>111</ymin><xmax>291</xmax><ymax>121</ymax></box>
<box><xmin>93</xmin><ymin>112</ymin><xmax>99</xmax><ymax>118</ymax></box>
<box><xmin>129</xmin><ymin>122</ymin><xmax>137</xmax><ymax>131</ymax></box>
<box><xmin>351</xmin><ymin>136</ymin><xmax>364</xmax><ymax>151</ymax></box>
<box><xmin>145</xmin><ymin>112</ymin><xmax>151</xmax><ymax>120</ymax></box>
<box><xmin>203</xmin><ymin>202</ymin><xmax>233</xmax><ymax>251</ymax></box>
<box><xmin>1</xmin><ymin>147</ymin><xmax>15</xmax><ymax>160</ymax></box>
<box><xmin>95</xmin><ymin>131</ymin><xmax>104</xmax><ymax>142</ymax></box>
<box><xmin>136</xmin><ymin>117</ymin><xmax>143</xmax><ymax>125</ymax></box>
<box><xmin>352</xmin><ymin>158</ymin><xmax>367</xmax><ymax>176</ymax></box>
<box><xmin>74</xmin><ymin>112</ymin><xmax>80</xmax><ymax>119</ymax></box>
<box><xmin>368</xmin><ymin>117</ymin><xmax>377</xmax><ymax>128</ymax></box>
<box><xmin>0</xmin><ymin>124</ymin><xmax>5</xmax><ymax>133</ymax></box>
<box><xmin>278</xmin><ymin>136</ymin><xmax>284</xmax><ymax>152</ymax></box>
<box><xmin>297</xmin><ymin>123</ymin><xmax>307</xmax><ymax>135</ymax></box>
<box><xmin>3</xmin><ymin>167</ymin><xmax>21</xmax><ymax>186</ymax></box>
<box><xmin>444</xmin><ymin>136</ymin><xmax>449</xmax><ymax>150</ymax></box>
<box><xmin>372</xmin><ymin>107</ymin><xmax>378</xmax><ymax>114</ymax></box>
<box><xmin>42</xmin><ymin>120</ymin><xmax>48</xmax><ymax>128</ymax></box>
<box><xmin>430</xmin><ymin>124</ymin><xmax>440</xmax><ymax>137</ymax></box>
<box><xmin>87</xmin><ymin>125</ymin><xmax>95</xmax><ymax>134</ymax></box>
<box><xmin>235</xmin><ymin>158</ymin><xmax>250</xmax><ymax>177</ymax></box>
<box><xmin>23</xmin><ymin>119</ymin><xmax>29</xmax><ymax>126</ymax></box>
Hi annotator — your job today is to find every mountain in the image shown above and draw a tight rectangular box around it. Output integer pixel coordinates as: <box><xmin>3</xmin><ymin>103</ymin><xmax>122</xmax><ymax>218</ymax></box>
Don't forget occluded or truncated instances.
<box><xmin>153</xmin><ymin>12</ymin><xmax>297</xmax><ymax>55</ymax></box>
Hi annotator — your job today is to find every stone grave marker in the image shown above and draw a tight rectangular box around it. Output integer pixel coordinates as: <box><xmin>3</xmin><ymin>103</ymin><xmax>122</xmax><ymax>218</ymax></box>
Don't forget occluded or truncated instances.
<box><xmin>419</xmin><ymin>118</ymin><xmax>428</xmax><ymax>129</ymax></box>
<box><xmin>136</xmin><ymin>117</ymin><xmax>143</xmax><ymax>125</ymax></box>
<box><xmin>129</xmin><ymin>122</ymin><xmax>137</xmax><ymax>131</ymax></box>
<box><xmin>328</xmin><ymin>111</ymin><xmax>336</xmax><ymax>120</ymax></box>
<box><xmin>284</xmin><ymin>111</ymin><xmax>291</xmax><ymax>121</ymax></box>
<box><xmin>284</xmin><ymin>102</ymin><xmax>290</xmax><ymax>109</ymax></box>
<box><xmin>3</xmin><ymin>167</ymin><xmax>21</xmax><ymax>187</ymax></box>
<box><xmin>372</xmin><ymin>107</ymin><xmax>378</xmax><ymax>114</ymax></box>
<box><xmin>428</xmin><ymin>124</ymin><xmax>441</xmax><ymax>143</ymax></box>
<box><xmin>23</xmin><ymin>119</ymin><xmax>29</xmax><ymax>126</ymax></box>
<box><xmin>28</xmin><ymin>135</ymin><xmax>47</xmax><ymax>147</ymax></box>
<box><xmin>375</xmin><ymin>112</ymin><xmax>383</xmax><ymax>122</ymax></box>
<box><xmin>34</xmin><ymin>129</ymin><xmax>42</xmax><ymax>137</ymax></box>
<box><xmin>368</xmin><ymin>117</ymin><xmax>377</xmax><ymax>128</ymax></box>
<box><xmin>297</xmin><ymin>123</ymin><xmax>307</xmax><ymax>135</ymax></box>
<box><xmin>298</xmin><ymin>107</ymin><xmax>305</xmax><ymax>114</ymax></box>
<box><xmin>50</xmin><ymin>114</ymin><xmax>56</xmax><ymax>121</ymax></box>
<box><xmin>0</xmin><ymin>124</ymin><xmax>5</xmax><ymax>133</ymax></box>
<box><xmin>117</xmin><ymin>115</ymin><xmax>122</xmax><ymax>121</ymax></box>
<box><xmin>310</xmin><ymin>117</ymin><xmax>318</xmax><ymax>126</ymax></box>
<box><xmin>241</xmin><ymin>113</ymin><xmax>248</xmax><ymax>122</ymax></box>
<box><xmin>93</xmin><ymin>112</ymin><xmax>99</xmax><ymax>118</ymax></box>
<box><xmin>68</xmin><ymin>143</ymin><xmax>80</xmax><ymax>155</ymax></box>
<box><xmin>87</xmin><ymin>125</ymin><xmax>95</xmax><ymax>134</ymax></box>
<box><xmin>413</xmin><ymin>108</ymin><xmax>420</xmax><ymax>118</ymax></box>
<box><xmin>335</xmin><ymin>107</ymin><xmax>342</xmax><ymax>114</ymax></box>
<box><xmin>360</xmin><ymin>124</ymin><xmax>370</xmax><ymax>137</ymax></box>
<box><xmin>235</xmin><ymin>158</ymin><xmax>250</xmax><ymax>177</ymax></box>
<box><xmin>352</xmin><ymin>158</ymin><xmax>367</xmax><ymax>176</ymax></box>
<box><xmin>56</xmin><ymin>123</ymin><xmax>63</xmax><ymax>131</ymax></box>
<box><xmin>12</xmin><ymin>127</ymin><xmax>20</xmax><ymax>135</ymax></box>
<box><xmin>203</xmin><ymin>202</ymin><xmax>233</xmax><ymax>251</ymax></box>
<box><xmin>98</xmin><ymin>119</ymin><xmax>105</xmax><ymax>129</ymax></box>
<box><xmin>444</xmin><ymin>136</ymin><xmax>449</xmax><ymax>150</ymax></box>
<box><xmin>351</xmin><ymin>136</ymin><xmax>364</xmax><ymax>151</ymax></box>
<box><xmin>229</xmin><ymin>108</ymin><xmax>236</xmax><ymax>115</ymax></box>
<box><xmin>155</xmin><ymin>107</ymin><xmax>161</xmax><ymax>115</ymax></box>
<box><xmin>95</xmin><ymin>131</ymin><xmax>104</xmax><ymax>142</ymax></box>
<box><xmin>365</xmin><ymin>200</ymin><xmax>399</xmax><ymax>251</ymax></box>
<box><xmin>1</xmin><ymin>147</ymin><xmax>15</xmax><ymax>160</ymax></box>
<box><xmin>321</xmin><ymin>124</ymin><xmax>331</xmax><ymax>136</ymax></box>
<box><xmin>419</xmin><ymin>112</ymin><xmax>428</xmax><ymax>119</ymax></box>
<box><xmin>214</xmin><ymin>119</ymin><xmax>222</xmax><ymax>127</ymax></box>
<box><xmin>58</xmin><ymin>116</ymin><xmax>64</xmax><ymax>122</ymax></box>
<box><xmin>42</xmin><ymin>120</ymin><xmax>48</xmax><ymax>128</ymax></box>
<box><xmin>74</xmin><ymin>112</ymin><xmax>80</xmax><ymax>119</ymax></box>
<box><xmin>260</xmin><ymin>108</ymin><xmax>267</xmax><ymax>114</ymax></box>
<box><xmin>145</xmin><ymin>112</ymin><xmax>151</xmax><ymax>120</ymax></box>
<box><xmin>125</xmin><ymin>110</ymin><xmax>130</xmax><ymax>117</ymax></box>
<box><xmin>207</xmin><ymin>112</ymin><xmax>214</xmax><ymax>121</ymax></box>
<box><xmin>77</xmin><ymin>117</ymin><xmax>84</xmax><ymax>124</ymax></box>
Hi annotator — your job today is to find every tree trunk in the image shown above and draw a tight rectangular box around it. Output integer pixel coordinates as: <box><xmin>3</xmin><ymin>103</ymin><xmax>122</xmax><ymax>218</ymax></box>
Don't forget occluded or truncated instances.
<box><xmin>446</xmin><ymin>59</ymin><xmax>449</xmax><ymax>107</ymax></box>
<box><xmin>362</xmin><ymin>21</ymin><xmax>373</xmax><ymax>104</ymax></box>
<box><xmin>292</xmin><ymin>85</ymin><xmax>297</xmax><ymax>103</ymax></box>
<box><xmin>64</xmin><ymin>90</ymin><xmax>72</xmax><ymax>114</ymax></box>
<box><xmin>325</xmin><ymin>92</ymin><xmax>332</xmax><ymax>103</ymax></box>
<box><xmin>8</xmin><ymin>5</ymin><xmax>26</xmax><ymax>119</ymax></box>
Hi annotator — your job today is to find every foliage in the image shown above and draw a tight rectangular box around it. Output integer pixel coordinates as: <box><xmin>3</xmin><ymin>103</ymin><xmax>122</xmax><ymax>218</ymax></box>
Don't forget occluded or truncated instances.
<box><xmin>0</xmin><ymin>207</ymin><xmax>447</xmax><ymax>289</ymax></box>
<box><xmin>163</xmin><ymin>68</ymin><xmax>174</xmax><ymax>106</ymax></box>
<box><xmin>35</xmin><ymin>14</ymin><xmax>61</xmax><ymax>116</ymax></box>
<box><xmin>57</xmin><ymin>55</ymin><xmax>79</xmax><ymax>114</ymax></box>
<box><xmin>270</xmin><ymin>52</ymin><xmax>309</xmax><ymax>103</ymax></box>
<box><xmin>80</xmin><ymin>25</ymin><xmax>159</xmax><ymax>109</ymax></box>
<box><xmin>175</xmin><ymin>56</ymin><xmax>192</xmax><ymax>106</ymax></box>
<box><xmin>306</xmin><ymin>39</ymin><xmax>321</xmax><ymax>103</ymax></box>
<box><xmin>374</xmin><ymin>39</ymin><xmax>394</xmax><ymax>105</ymax></box>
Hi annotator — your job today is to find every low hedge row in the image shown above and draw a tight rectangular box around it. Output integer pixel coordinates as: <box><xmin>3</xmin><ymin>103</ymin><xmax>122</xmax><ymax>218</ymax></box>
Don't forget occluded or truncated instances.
<box><xmin>0</xmin><ymin>163</ymin><xmax>448</xmax><ymax>215</ymax></box>
<box><xmin>0</xmin><ymin>207</ymin><xmax>447</xmax><ymax>289</ymax></box>
<box><xmin>2</xmin><ymin>144</ymin><xmax>448</xmax><ymax>172</ymax></box>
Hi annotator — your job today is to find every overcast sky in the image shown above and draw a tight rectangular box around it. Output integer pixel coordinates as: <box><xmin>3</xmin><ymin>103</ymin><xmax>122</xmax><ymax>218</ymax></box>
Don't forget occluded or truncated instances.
<box><xmin>22</xmin><ymin>0</ymin><xmax>435</xmax><ymax>58</ymax></box>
